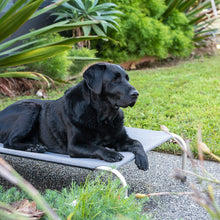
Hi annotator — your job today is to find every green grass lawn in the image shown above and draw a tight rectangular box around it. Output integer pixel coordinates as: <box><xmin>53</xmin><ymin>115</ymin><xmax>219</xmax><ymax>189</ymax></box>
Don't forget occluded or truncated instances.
<box><xmin>124</xmin><ymin>54</ymin><xmax>220</xmax><ymax>157</ymax></box>
<box><xmin>0</xmin><ymin>54</ymin><xmax>219</xmax><ymax>158</ymax></box>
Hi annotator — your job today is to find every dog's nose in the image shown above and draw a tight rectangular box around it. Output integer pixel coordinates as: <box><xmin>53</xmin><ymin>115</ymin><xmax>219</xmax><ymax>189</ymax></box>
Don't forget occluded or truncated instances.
<box><xmin>130</xmin><ymin>90</ymin><xmax>139</xmax><ymax>98</ymax></box>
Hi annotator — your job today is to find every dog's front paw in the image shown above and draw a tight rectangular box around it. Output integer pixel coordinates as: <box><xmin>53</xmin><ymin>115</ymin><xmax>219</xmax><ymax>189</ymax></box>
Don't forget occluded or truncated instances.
<box><xmin>135</xmin><ymin>152</ymin><xmax>149</xmax><ymax>171</ymax></box>
<box><xmin>103</xmin><ymin>150</ymin><xmax>124</xmax><ymax>162</ymax></box>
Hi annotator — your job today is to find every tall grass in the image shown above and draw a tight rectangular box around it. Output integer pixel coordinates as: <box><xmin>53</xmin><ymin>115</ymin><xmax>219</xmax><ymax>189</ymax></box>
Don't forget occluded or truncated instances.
<box><xmin>0</xmin><ymin>174</ymin><xmax>150</xmax><ymax>220</ymax></box>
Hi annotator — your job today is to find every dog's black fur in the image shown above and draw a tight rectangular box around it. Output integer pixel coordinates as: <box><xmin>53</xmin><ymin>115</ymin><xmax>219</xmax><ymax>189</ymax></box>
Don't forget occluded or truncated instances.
<box><xmin>0</xmin><ymin>63</ymin><xmax>148</xmax><ymax>170</ymax></box>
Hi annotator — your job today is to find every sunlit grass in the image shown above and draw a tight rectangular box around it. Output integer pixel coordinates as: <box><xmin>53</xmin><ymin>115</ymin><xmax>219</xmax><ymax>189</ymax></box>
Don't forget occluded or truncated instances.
<box><xmin>124</xmin><ymin>54</ymin><xmax>220</xmax><ymax>157</ymax></box>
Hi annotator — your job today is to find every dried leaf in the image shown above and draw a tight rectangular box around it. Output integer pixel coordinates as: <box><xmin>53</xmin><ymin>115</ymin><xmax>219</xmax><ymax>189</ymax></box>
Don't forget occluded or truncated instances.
<box><xmin>10</xmin><ymin>199</ymin><xmax>44</xmax><ymax>220</ymax></box>
<box><xmin>198</xmin><ymin>142</ymin><xmax>211</xmax><ymax>154</ymax></box>
<box><xmin>135</xmin><ymin>193</ymin><xmax>148</xmax><ymax>198</ymax></box>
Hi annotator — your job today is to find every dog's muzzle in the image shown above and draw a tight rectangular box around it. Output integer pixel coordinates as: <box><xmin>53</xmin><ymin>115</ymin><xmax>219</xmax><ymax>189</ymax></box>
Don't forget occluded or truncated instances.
<box><xmin>128</xmin><ymin>89</ymin><xmax>139</xmax><ymax>107</ymax></box>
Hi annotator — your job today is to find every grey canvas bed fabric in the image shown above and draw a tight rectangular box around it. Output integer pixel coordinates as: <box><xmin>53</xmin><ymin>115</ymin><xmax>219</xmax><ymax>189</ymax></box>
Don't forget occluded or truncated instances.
<box><xmin>0</xmin><ymin>127</ymin><xmax>172</xmax><ymax>170</ymax></box>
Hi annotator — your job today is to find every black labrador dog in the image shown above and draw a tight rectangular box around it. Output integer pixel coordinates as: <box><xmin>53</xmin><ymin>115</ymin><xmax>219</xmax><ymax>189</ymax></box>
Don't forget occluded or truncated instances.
<box><xmin>0</xmin><ymin>63</ymin><xmax>148</xmax><ymax>170</ymax></box>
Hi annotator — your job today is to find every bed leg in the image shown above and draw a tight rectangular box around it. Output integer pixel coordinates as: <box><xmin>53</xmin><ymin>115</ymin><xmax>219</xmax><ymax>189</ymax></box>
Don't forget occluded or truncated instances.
<box><xmin>170</xmin><ymin>133</ymin><xmax>188</xmax><ymax>182</ymax></box>
<box><xmin>96</xmin><ymin>166</ymin><xmax>128</xmax><ymax>198</ymax></box>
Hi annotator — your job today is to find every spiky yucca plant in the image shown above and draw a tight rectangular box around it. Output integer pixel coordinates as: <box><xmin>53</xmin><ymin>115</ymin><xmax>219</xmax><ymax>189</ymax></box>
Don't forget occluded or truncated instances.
<box><xmin>162</xmin><ymin>0</ymin><xmax>220</xmax><ymax>46</ymax></box>
<box><xmin>52</xmin><ymin>0</ymin><xmax>121</xmax><ymax>48</ymax></box>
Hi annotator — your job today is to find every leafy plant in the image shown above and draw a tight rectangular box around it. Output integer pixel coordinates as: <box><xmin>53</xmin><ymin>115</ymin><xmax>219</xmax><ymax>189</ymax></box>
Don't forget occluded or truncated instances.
<box><xmin>52</xmin><ymin>0</ymin><xmax>122</xmax><ymax>39</ymax></box>
<box><xmin>0</xmin><ymin>173</ymin><xmax>150</xmax><ymax>220</ymax></box>
<box><xmin>26</xmin><ymin>33</ymin><xmax>72</xmax><ymax>79</ymax></box>
<box><xmin>45</xmin><ymin>175</ymin><xmax>149</xmax><ymax>220</ymax></box>
<box><xmin>0</xmin><ymin>0</ymin><xmax>105</xmax><ymax>83</ymax></box>
<box><xmin>94</xmin><ymin>1</ymin><xmax>194</xmax><ymax>62</ymax></box>
<box><xmin>68</xmin><ymin>47</ymin><xmax>99</xmax><ymax>76</ymax></box>
<box><xmin>161</xmin><ymin>0</ymin><xmax>220</xmax><ymax>46</ymax></box>
<box><xmin>95</xmin><ymin>0</ymin><xmax>219</xmax><ymax>62</ymax></box>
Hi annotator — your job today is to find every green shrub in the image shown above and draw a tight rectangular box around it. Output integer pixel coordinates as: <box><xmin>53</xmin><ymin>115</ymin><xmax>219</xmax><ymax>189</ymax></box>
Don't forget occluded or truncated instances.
<box><xmin>143</xmin><ymin>0</ymin><xmax>167</xmax><ymax>19</ymax></box>
<box><xmin>93</xmin><ymin>8</ymin><xmax>173</xmax><ymax>62</ymax></box>
<box><xmin>68</xmin><ymin>47</ymin><xmax>98</xmax><ymax>76</ymax></box>
<box><xmin>123</xmin><ymin>13</ymin><xmax>172</xmax><ymax>58</ymax></box>
<box><xmin>166</xmin><ymin>9</ymin><xmax>194</xmax><ymax>57</ymax></box>
<box><xmin>26</xmin><ymin>33</ymin><xmax>71</xmax><ymax>79</ymax></box>
<box><xmin>94</xmin><ymin>0</ymin><xmax>194</xmax><ymax>62</ymax></box>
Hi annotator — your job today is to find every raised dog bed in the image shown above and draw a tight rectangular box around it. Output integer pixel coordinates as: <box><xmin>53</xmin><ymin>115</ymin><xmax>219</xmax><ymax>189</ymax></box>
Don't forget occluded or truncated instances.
<box><xmin>0</xmin><ymin>127</ymin><xmax>187</xmax><ymax>197</ymax></box>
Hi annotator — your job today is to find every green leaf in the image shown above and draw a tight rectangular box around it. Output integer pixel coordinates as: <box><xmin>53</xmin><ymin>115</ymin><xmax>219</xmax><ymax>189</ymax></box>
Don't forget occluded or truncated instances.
<box><xmin>193</xmin><ymin>35</ymin><xmax>209</xmax><ymax>42</ymax></box>
<box><xmin>0</xmin><ymin>39</ymin><xmax>45</xmax><ymax>56</ymax></box>
<box><xmin>82</xmin><ymin>25</ymin><xmax>92</xmax><ymax>36</ymax></box>
<box><xmin>195</xmin><ymin>28</ymin><xmax>217</xmax><ymax>36</ymax></box>
<box><xmin>100</xmin><ymin>21</ymin><xmax>108</xmax><ymax>33</ymax></box>
<box><xmin>0</xmin><ymin>0</ymin><xmax>28</xmax><ymax>23</ymax></box>
<box><xmin>102</xmin><ymin>22</ymin><xmax>119</xmax><ymax>32</ymax></box>
<box><xmin>42</xmin><ymin>20</ymin><xmax>100</xmax><ymax>35</ymax></box>
<box><xmin>186</xmin><ymin>1</ymin><xmax>211</xmax><ymax>18</ymax></box>
<box><xmin>195</xmin><ymin>18</ymin><xmax>216</xmax><ymax>29</ymax></box>
<box><xmin>31</xmin><ymin>0</ymin><xmax>68</xmax><ymax>19</ymax></box>
<box><xmin>53</xmin><ymin>78</ymin><xmax>71</xmax><ymax>85</ymax></box>
<box><xmin>189</xmin><ymin>13</ymin><xmax>206</xmax><ymax>25</ymax></box>
<box><xmin>50</xmin><ymin>35</ymin><xmax>109</xmax><ymax>46</ymax></box>
<box><xmin>92</xmin><ymin>3</ymin><xmax>117</xmax><ymax>12</ymax></box>
<box><xmin>0</xmin><ymin>45</ymin><xmax>71</xmax><ymax>68</ymax></box>
<box><xmin>6</xmin><ymin>36</ymin><xmax>108</xmax><ymax>57</ymax></box>
<box><xmin>92</xmin><ymin>0</ymin><xmax>99</xmax><ymax>7</ymax></box>
<box><xmin>71</xmin><ymin>57</ymin><xmax>101</xmax><ymax>61</ymax></box>
<box><xmin>61</xmin><ymin>2</ymin><xmax>77</xmax><ymax>11</ymax></box>
<box><xmin>0</xmin><ymin>0</ymin><xmax>11</xmax><ymax>13</ymax></box>
<box><xmin>51</xmin><ymin>12</ymin><xmax>68</xmax><ymax>20</ymax></box>
<box><xmin>0</xmin><ymin>71</ymin><xmax>40</xmax><ymax>80</ymax></box>
<box><xmin>0</xmin><ymin>20</ymin><xmax>98</xmax><ymax>52</ymax></box>
<box><xmin>0</xmin><ymin>20</ymin><xmax>67</xmax><ymax>52</ymax></box>
<box><xmin>93</xmin><ymin>15</ymin><xmax>120</xmax><ymax>27</ymax></box>
<box><xmin>74</xmin><ymin>0</ymin><xmax>85</xmax><ymax>10</ymax></box>
<box><xmin>91</xmin><ymin>25</ymin><xmax>106</xmax><ymax>36</ymax></box>
<box><xmin>0</xmin><ymin>0</ymin><xmax>44</xmax><ymax>42</ymax></box>
<box><xmin>178</xmin><ymin>0</ymin><xmax>197</xmax><ymax>12</ymax></box>
<box><xmin>0</xmin><ymin>72</ymin><xmax>51</xmax><ymax>87</ymax></box>
<box><xmin>162</xmin><ymin>0</ymin><xmax>181</xmax><ymax>19</ymax></box>
<box><xmin>99</xmin><ymin>10</ymin><xmax>123</xmax><ymax>15</ymax></box>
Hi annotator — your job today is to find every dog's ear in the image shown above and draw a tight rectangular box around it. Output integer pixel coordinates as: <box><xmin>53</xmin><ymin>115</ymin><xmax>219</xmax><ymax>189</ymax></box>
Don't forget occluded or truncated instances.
<box><xmin>83</xmin><ymin>63</ymin><xmax>106</xmax><ymax>94</ymax></box>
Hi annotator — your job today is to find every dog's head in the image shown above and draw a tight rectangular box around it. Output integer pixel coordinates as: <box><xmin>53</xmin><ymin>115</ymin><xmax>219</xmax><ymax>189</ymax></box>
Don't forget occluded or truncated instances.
<box><xmin>83</xmin><ymin>63</ymin><xmax>139</xmax><ymax>108</ymax></box>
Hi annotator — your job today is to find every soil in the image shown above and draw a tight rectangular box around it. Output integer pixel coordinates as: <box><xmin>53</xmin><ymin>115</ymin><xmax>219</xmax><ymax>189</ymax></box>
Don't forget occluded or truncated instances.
<box><xmin>120</xmin><ymin>43</ymin><xmax>219</xmax><ymax>71</ymax></box>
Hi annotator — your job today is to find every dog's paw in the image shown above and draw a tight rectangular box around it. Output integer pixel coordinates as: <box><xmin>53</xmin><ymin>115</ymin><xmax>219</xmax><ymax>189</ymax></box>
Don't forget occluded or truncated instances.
<box><xmin>27</xmin><ymin>144</ymin><xmax>47</xmax><ymax>153</ymax></box>
<box><xmin>103</xmin><ymin>150</ymin><xmax>124</xmax><ymax>162</ymax></box>
<box><xmin>135</xmin><ymin>153</ymin><xmax>149</xmax><ymax>171</ymax></box>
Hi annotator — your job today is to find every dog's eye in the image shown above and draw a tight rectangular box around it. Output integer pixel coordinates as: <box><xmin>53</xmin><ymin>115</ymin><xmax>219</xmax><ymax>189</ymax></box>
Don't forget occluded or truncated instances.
<box><xmin>125</xmin><ymin>74</ymin><xmax>129</xmax><ymax>81</ymax></box>
<box><xmin>112</xmin><ymin>73</ymin><xmax>121</xmax><ymax>82</ymax></box>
